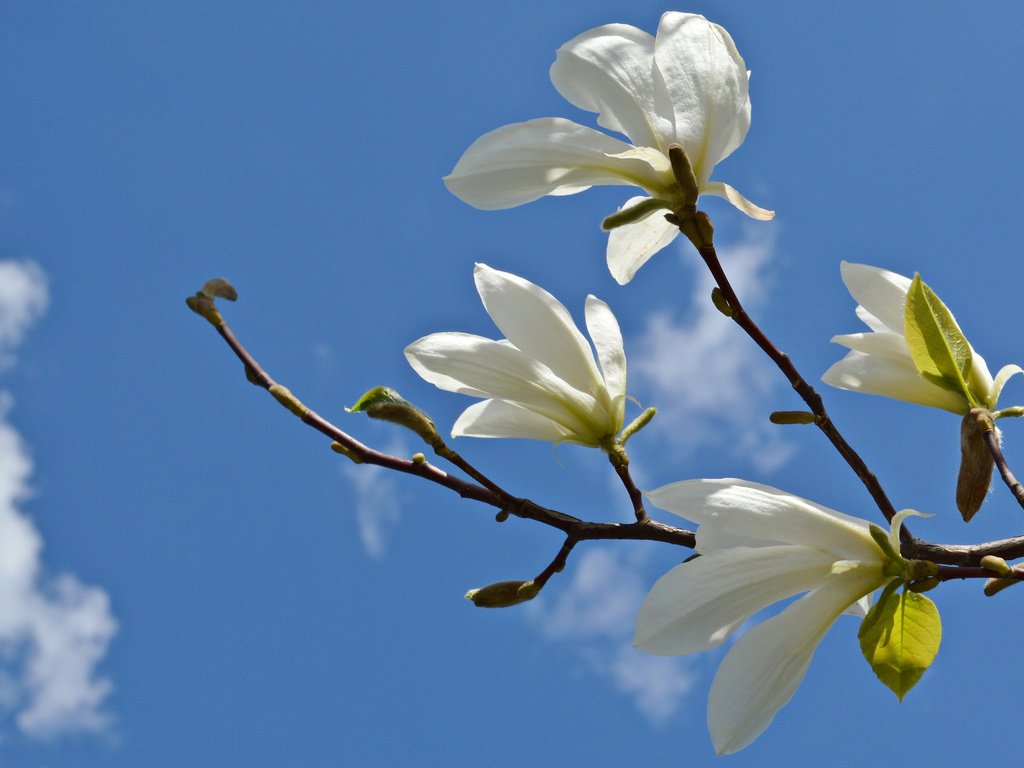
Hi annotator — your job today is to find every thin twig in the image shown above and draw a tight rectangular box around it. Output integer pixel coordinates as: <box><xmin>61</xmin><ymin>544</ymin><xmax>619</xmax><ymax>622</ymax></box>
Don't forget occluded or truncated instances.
<box><xmin>534</xmin><ymin>537</ymin><xmax>578</xmax><ymax>588</ymax></box>
<box><xmin>982</xmin><ymin>428</ymin><xmax>1024</xmax><ymax>511</ymax></box>
<box><xmin>195</xmin><ymin>304</ymin><xmax>697</xmax><ymax>549</ymax></box>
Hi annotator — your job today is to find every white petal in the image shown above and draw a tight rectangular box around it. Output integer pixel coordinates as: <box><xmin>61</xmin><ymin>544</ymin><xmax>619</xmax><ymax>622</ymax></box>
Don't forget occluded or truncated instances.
<box><xmin>550</xmin><ymin>23</ymin><xmax>675</xmax><ymax>151</ymax></box>
<box><xmin>645</xmin><ymin>479</ymin><xmax>881</xmax><ymax>562</ymax></box>
<box><xmin>708</xmin><ymin>569</ymin><xmax>882</xmax><ymax>755</ymax></box>
<box><xmin>606</xmin><ymin>196</ymin><xmax>679</xmax><ymax>284</ymax></box>
<box><xmin>653</xmin><ymin>13</ymin><xmax>750</xmax><ymax>180</ymax></box>
<box><xmin>700</xmin><ymin>181</ymin><xmax>774</xmax><ymax>220</ymax></box>
<box><xmin>830</xmin><ymin>328</ymin><xmax>911</xmax><ymax>361</ymax></box>
<box><xmin>444</xmin><ymin>118</ymin><xmax>668</xmax><ymax>210</ymax></box>
<box><xmin>839</xmin><ymin>261</ymin><xmax>911</xmax><ymax>335</ymax></box>
<box><xmin>992</xmin><ymin>363</ymin><xmax>1024</xmax><ymax>406</ymax></box>
<box><xmin>452</xmin><ymin>399</ymin><xmax>569</xmax><ymax>442</ymax></box>
<box><xmin>473</xmin><ymin>264</ymin><xmax>603</xmax><ymax>396</ymax></box>
<box><xmin>404</xmin><ymin>332</ymin><xmax>604</xmax><ymax>437</ymax></box>
<box><xmin>633</xmin><ymin>545</ymin><xmax>834</xmax><ymax>656</ymax></box>
<box><xmin>822</xmin><ymin>350</ymin><xmax>969</xmax><ymax>413</ymax></box>
<box><xmin>584</xmin><ymin>295</ymin><xmax>627</xmax><ymax>411</ymax></box>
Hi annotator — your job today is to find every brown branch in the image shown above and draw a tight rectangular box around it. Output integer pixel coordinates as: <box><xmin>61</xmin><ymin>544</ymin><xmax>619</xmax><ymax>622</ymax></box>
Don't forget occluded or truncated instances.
<box><xmin>608</xmin><ymin>447</ymin><xmax>648</xmax><ymax>523</ymax></box>
<box><xmin>189</xmin><ymin>295</ymin><xmax>697</xmax><ymax>550</ymax></box>
<box><xmin>982</xmin><ymin>427</ymin><xmax>1024</xmax><ymax>511</ymax></box>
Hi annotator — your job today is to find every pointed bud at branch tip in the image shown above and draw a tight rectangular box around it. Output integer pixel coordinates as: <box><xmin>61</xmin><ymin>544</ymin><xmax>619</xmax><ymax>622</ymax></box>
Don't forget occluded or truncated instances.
<box><xmin>269</xmin><ymin>385</ymin><xmax>308</xmax><ymax>418</ymax></box>
<box><xmin>711</xmin><ymin>287</ymin><xmax>733</xmax><ymax>317</ymax></box>
<box><xmin>619</xmin><ymin>407</ymin><xmax>656</xmax><ymax>445</ymax></box>
<box><xmin>769</xmin><ymin>411</ymin><xmax>817</xmax><ymax>425</ymax></box>
<box><xmin>602</xmin><ymin>198</ymin><xmax>668</xmax><ymax>230</ymax></box>
<box><xmin>957</xmin><ymin>410</ymin><xmax>996</xmax><ymax>522</ymax></box>
<box><xmin>465</xmin><ymin>580</ymin><xmax>539</xmax><ymax>608</ymax></box>
<box><xmin>981</xmin><ymin>555</ymin><xmax>1012</xmax><ymax>576</ymax></box>
<box><xmin>199</xmin><ymin>278</ymin><xmax>238</xmax><ymax>302</ymax></box>
<box><xmin>330</xmin><ymin>441</ymin><xmax>363</xmax><ymax>464</ymax></box>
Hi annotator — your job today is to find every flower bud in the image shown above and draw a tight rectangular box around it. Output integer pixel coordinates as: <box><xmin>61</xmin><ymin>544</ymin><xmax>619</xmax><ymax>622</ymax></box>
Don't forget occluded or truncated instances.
<box><xmin>465</xmin><ymin>580</ymin><xmax>539</xmax><ymax>608</ymax></box>
<box><xmin>984</xmin><ymin>577</ymin><xmax>1020</xmax><ymax>597</ymax></box>
<box><xmin>956</xmin><ymin>409</ymin><xmax>996</xmax><ymax>522</ymax></box>
<box><xmin>980</xmin><ymin>555</ymin><xmax>1012</xmax><ymax>576</ymax></box>
<box><xmin>769</xmin><ymin>411</ymin><xmax>817</xmax><ymax>425</ymax></box>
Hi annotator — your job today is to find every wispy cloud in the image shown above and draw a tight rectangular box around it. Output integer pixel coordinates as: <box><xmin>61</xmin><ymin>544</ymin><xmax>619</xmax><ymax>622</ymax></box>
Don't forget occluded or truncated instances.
<box><xmin>340</xmin><ymin>439</ymin><xmax>407</xmax><ymax>559</ymax></box>
<box><xmin>0</xmin><ymin>261</ymin><xmax>117</xmax><ymax>738</ymax></box>
<box><xmin>527</xmin><ymin>547</ymin><xmax>694</xmax><ymax>725</ymax></box>
<box><xmin>630</xmin><ymin>227</ymin><xmax>795</xmax><ymax>473</ymax></box>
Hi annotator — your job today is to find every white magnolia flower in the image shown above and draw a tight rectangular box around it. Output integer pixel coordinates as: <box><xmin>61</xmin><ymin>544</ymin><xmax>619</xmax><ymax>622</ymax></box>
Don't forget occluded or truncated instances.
<box><xmin>405</xmin><ymin>264</ymin><xmax>627</xmax><ymax>448</ymax></box>
<box><xmin>823</xmin><ymin>261</ymin><xmax>1022</xmax><ymax>413</ymax></box>
<box><xmin>444</xmin><ymin>12</ymin><xmax>773</xmax><ymax>285</ymax></box>
<box><xmin>634</xmin><ymin>479</ymin><xmax>900</xmax><ymax>755</ymax></box>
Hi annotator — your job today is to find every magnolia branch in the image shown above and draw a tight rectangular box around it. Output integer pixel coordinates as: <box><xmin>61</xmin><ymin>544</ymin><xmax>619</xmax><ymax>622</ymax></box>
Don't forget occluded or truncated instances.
<box><xmin>185</xmin><ymin>286</ymin><xmax>695</xmax><ymax>559</ymax></box>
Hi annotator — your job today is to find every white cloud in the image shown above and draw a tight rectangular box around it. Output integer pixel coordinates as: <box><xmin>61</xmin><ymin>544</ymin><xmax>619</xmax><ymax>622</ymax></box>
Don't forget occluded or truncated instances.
<box><xmin>0</xmin><ymin>261</ymin><xmax>47</xmax><ymax>370</ymax></box>
<box><xmin>0</xmin><ymin>261</ymin><xmax>117</xmax><ymax>738</ymax></box>
<box><xmin>527</xmin><ymin>547</ymin><xmax>694</xmax><ymax>725</ymax></box>
<box><xmin>340</xmin><ymin>441</ymin><xmax>406</xmax><ymax>559</ymax></box>
<box><xmin>629</xmin><ymin>227</ymin><xmax>795</xmax><ymax>473</ymax></box>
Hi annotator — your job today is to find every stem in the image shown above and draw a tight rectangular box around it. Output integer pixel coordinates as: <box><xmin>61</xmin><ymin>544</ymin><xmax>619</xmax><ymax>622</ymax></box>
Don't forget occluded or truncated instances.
<box><xmin>690</xmin><ymin>236</ymin><xmax>903</xmax><ymax>534</ymax></box>
<box><xmin>534</xmin><ymin>537</ymin><xmax>578</xmax><ymax>588</ymax></box>
<box><xmin>982</xmin><ymin>428</ymin><xmax>1024</xmax><ymax>511</ymax></box>
<box><xmin>607</xmin><ymin>447</ymin><xmax>648</xmax><ymax>523</ymax></box>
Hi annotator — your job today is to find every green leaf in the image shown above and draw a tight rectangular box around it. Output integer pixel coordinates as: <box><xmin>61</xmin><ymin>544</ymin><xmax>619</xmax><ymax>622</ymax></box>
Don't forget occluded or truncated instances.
<box><xmin>904</xmin><ymin>274</ymin><xmax>975</xmax><ymax>405</ymax></box>
<box><xmin>347</xmin><ymin>386</ymin><xmax>410</xmax><ymax>412</ymax></box>
<box><xmin>858</xmin><ymin>584</ymin><xmax>942</xmax><ymax>701</ymax></box>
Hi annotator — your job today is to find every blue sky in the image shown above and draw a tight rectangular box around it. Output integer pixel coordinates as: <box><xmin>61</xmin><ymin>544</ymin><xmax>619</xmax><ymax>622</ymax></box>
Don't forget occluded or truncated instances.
<box><xmin>3</xmin><ymin>1</ymin><xmax>1024</xmax><ymax>765</ymax></box>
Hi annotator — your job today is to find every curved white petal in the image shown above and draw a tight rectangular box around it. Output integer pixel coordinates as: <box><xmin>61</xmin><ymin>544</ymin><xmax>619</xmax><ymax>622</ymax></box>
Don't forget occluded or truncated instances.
<box><xmin>992</xmin><ymin>363</ymin><xmax>1024</xmax><ymax>406</ymax></box>
<box><xmin>839</xmin><ymin>261</ymin><xmax>911</xmax><ymax>334</ymax></box>
<box><xmin>653</xmin><ymin>13</ymin><xmax>750</xmax><ymax>180</ymax></box>
<box><xmin>444</xmin><ymin>118</ymin><xmax>667</xmax><ymax>210</ymax></box>
<box><xmin>645</xmin><ymin>479</ymin><xmax>881</xmax><ymax>562</ymax></box>
<box><xmin>584</xmin><ymin>295</ymin><xmax>627</xmax><ymax>408</ymax></box>
<box><xmin>822</xmin><ymin>350</ymin><xmax>969</xmax><ymax>413</ymax></box>
<box><xmin>404</xmin><ymin>332</ymin><xmax>604</xmax><ymax>437</ymax></box>
<box><xmin>452</xmin><ymin>399</ymin><xmax>569</xmax><ymax>442</ymax></box>
<box><xmin>606</xmin><ymin>196</ymin><xmax>679</xmax><ymax>284</ymax></box>
<box><xmin>830</xmin><ymin>329</ymin><xmax>912</xmax><ymax>361</ymax></box>
<box><xmin>550</xmin><ymin>23</ymin><xmax>674</xmax><ymax>151</ymax></box>
<box><xmin>708</xmin><ymin>570</ymin><xmax>883</xmax><ymax>755</ymax></box>
<box><xmin>967</xmin><ymin>350</ymin><xmax>997</xmax><ymax>408</ymax></box>
<box><xmin>633</xmin><ymin>545</ymin><xmax>834</xmax><ymax>656</ymax></box>
<box><xmin>700</xmin><ymin>181</ymin><xmax>774</xmax><ymax>220</ymax></box>
<box><xmin>473</xmin><ymin>264</ymin><xmax>603</xmax><ymax>395</ymax></box>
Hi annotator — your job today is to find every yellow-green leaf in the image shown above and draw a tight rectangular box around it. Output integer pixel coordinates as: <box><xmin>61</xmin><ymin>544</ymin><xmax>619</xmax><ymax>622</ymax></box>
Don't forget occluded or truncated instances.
<box><xmin>904</xmin><ymin>274</ymin><xmax>974</xmax><ymax>405</ymax></box>
<box><xmin>858</xmin><ymin>584</ymin><xmax>942</xmax><ymax>701</ymax></box>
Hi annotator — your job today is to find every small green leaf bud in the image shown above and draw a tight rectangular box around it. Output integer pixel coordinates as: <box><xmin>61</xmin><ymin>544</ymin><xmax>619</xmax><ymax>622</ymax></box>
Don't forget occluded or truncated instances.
<box><xmin>984</xmin><ymin>577</ymin><xmax>1020</xmax><ymax>597</ymax></box>
<box><xmin>904</xmin><ymin>559</ymin><xmax>939</xmax><ymax>582</ymax></box>
<box><xmin>465</xmin><ymin>580</ymin><xmax>539</xmax><ymax>608</ymax></box>
<box><xmin>348</xmin><ymin>387</ymin><xmax>439</xmax><ymax>445</ymax></box>
<box><xmin>495</xmin><ymin>509</ymin><xmax>510</xmax><ymax>523</ymax></box>
<box><xmin>411</xmin><ymin>452</ymin><xmax>426</xmax><ymax>465</ymax></box>
<box><xmin>907</xmin><ymin>576</ymin><xmax>941</xmax><ymax>594</ymax></box>
<box><xmin>957</xmin><ymin>409</ymin><xmax>996</xmax><ymax>522</ymax></box>
<box><xmin>981</xmin><ymin>555</ymin><xmax>1012</xmax><ymax>576</ymax></box>
<box><xmin>198</xmin><ymin>277</ymin><xmax>238</xmax><ymax>302</ymax></box>
<box><xmin>711</xmin><ymin>287</ymin><xmax>733</xmax><ymax>317</ymax></box>
<box><xmin>270</xmin><ymin>384</ymin><xmax>308</xmax><ymax>418</ymax></box>
<box><xmin>769</xmin><ymin>410</ymin><xmax>818</xmax><ymax>425</ymax></box>
<box><xmin>330</xmin><ymin>441</ymin><xmax>363</xmax><ymax>464</ymax></box>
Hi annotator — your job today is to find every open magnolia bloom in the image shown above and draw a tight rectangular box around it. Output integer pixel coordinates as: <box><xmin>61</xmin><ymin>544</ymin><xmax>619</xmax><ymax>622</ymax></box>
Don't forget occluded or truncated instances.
<box><xmin>634</xmin><ymin>479</ymin><xmax>901</xmax><ymax>755</ymax></box>
<box><xmin>444</xmin><ymin>12</ymin><xmax>773</xmax><ymax>285</ymax></box>
<box><xmin>823</xmin><ymin>261</ymin><xmax>1022</xmax><ymax>413</ymax></box>
<box><xmin>405</xmin><ymin>264</ymin><xmax>627</xmax><ymax>448</ymax></box>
